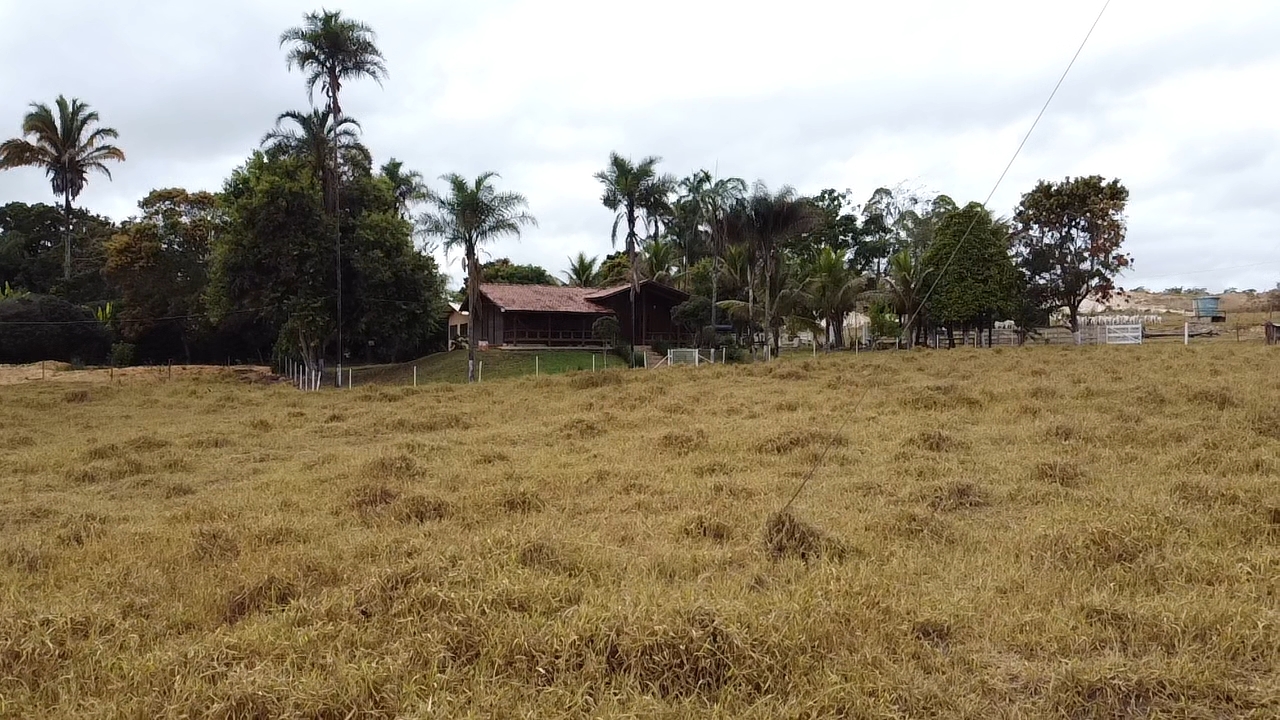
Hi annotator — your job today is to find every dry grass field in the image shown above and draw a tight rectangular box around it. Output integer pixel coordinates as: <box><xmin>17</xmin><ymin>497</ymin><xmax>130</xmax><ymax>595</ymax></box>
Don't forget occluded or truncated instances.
<box><xmin>2</xmin><ymin>344</ymin><xmax>1279</xmax><ymax>718</ymax></box>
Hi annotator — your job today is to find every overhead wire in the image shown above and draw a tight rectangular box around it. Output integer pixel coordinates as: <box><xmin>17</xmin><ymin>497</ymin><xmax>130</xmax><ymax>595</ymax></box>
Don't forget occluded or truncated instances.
<box><xmin>780</xmin><ymin>0</ymin><xmax>1113</xmax><ymax>514</ymax></box>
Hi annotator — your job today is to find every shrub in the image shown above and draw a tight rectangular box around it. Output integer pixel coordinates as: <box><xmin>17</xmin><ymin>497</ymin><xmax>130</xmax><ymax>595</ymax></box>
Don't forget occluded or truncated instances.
<box><xmin>592</xmin><ymin>316</ymin><xmax>620</xmax><ymax>346</ymax></box>
<box><xmin>109</xmin><ymin>342</ymin><xmax>136</xmax><ymax>367</ymax></box>
<box><xmin>0</xmin><ymin>294</ymin><xmax>111</xmax><ymax>364</ymax></box>
<box><xmin>650</xmin><ymin>339</ymin><xmax>672</xmax><ymax>356</ymax></box>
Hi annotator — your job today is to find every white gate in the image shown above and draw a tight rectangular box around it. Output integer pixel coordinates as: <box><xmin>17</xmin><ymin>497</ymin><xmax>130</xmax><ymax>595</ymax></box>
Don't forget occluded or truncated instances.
<box><xmin>1102</xmin><ymin>324</ymin><xmax>1143</xmax><ymax>345</ymax></box>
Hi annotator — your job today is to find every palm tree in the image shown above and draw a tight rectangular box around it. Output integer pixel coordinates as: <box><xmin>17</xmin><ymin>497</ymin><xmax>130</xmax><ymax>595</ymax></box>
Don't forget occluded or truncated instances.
<box><xmin>281</xmin><ymin>9</ymin><xmax>386</xmax><ymax>384</ymax></box>
<box><xmin>563</xmin><ymin>252</ymin><xmax>600</xmax><ymax>287</ymax></box>
<box><xmin>0</xmin><ymin>96</ymin><xmax>125</xmax><ymax>280</ymax></box>
<box><xmin>280</xmin><ymin>10</ymin><xmax>387</xmax><ymax>120</ymax></box>
<box><xmin>594</xmin><ymin>152</ymin><xmax>675</xmax><ymax>360</ymax></box>
<box><xmin>884</xmin><ymin>248</ymin><xmax>932</xmax><ymax>347</ymax></box>
<box><xmin>639</xmin><ymin>237</ymin><xmax>680</xmax><ymax>284</ymax></box>
<box><xmin>808</xmin><ymin>247</ymin><xmax>869</xmax><ymax>349</ymax></box>
<box><xmin>380</xmin><ymin>158</ymin><xmax>428</xmax><ymax>220</ymax></box>
<box><xmin>419</xmin><ymin>172</ymin><xmax>536</xmax><ymax>382</ymax></box>
<box><xmin>261</xmin><ymin>108</ymin><xmax>363</xmax><ymax>213</ymax></box>
<box><xmin>727</xmin><ymin>184</ymin><xmax>818</xmax><ymax>360</ymax></box>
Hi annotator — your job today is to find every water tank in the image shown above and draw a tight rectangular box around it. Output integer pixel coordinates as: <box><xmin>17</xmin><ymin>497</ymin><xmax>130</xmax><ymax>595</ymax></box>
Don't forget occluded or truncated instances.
<box><xmin>1192</xmin><ymin>296</ymin><xmax>1223</xmax><ymax>321</ymax></box>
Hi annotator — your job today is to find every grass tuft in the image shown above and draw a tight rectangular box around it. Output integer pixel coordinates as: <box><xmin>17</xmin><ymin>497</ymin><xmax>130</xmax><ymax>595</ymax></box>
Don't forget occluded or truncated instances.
<box><xmin>762</xmin><ymin>510</ymin><xmax>844</xmax><ymax>561</ymax></box>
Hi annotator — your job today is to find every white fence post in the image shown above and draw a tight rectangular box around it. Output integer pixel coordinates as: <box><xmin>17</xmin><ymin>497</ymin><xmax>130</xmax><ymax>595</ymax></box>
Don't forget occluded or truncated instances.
<box><xmin>1184</xmin><ymin>322</ymin><xmax>1189</xmax><ymax>346</ymax></box>
<box><xmin>413</xmin><ymin>366</ymin><xmax>417</xmax><ymax>387</ymax></box>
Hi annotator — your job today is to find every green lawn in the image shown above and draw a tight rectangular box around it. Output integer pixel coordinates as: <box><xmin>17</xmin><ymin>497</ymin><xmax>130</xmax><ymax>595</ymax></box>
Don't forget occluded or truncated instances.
<box><xmin>349</xmin><ymin>349</ymin><xmax>620</xmax><ymax>385</ymax></box>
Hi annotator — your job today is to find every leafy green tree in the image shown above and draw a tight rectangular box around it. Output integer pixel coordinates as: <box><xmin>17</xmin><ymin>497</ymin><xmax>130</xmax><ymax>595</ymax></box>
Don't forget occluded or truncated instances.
<box><xmin>104</xmin><ymin>189</ymin><xmax>223</xmax><ymax>362</ymax></box>
<box><xmin>597</xmin><ymin>251</ymin><xmax>630</xmax><ymax>287</ymax></box>
<box><xmin>882</xmin><ymin>249</ymin><xmax>931</xmax><ymax>347</ymax></box>
<box><xmin>0</xmin><ymin>96</ymin><xmax>125</xmax><ymax>280</ymax></box>
<box><xmin>807</xmin><ymin>247</ymin><xmax>869</xmax><ymax>348</ymax></box>
<box><xmin>922</xmin><ymin>202</ymin><xmax>1020</xmax><ymax>346</ymax></box>
<box><xmin>420</xmin><ymin>172</ymin><xmax>536</xmax><ymax>382</ymax></box>
<box><xmin>210</xmin><ymin>153</ymin><xmax>334</xmax><ymax>373</ymax></box>
<box><xmin>482</xmin><ymin>258</ymin><xmax>556</xmax><ymax>285</ymax></box>
<box><xmin>723</xmin><ymin>183</ymin><xmax>818</xmax><ymax>359</ymax></box>
<box><xmin>675</xmin><ymin>171</ymin><xmax>746</xmax><ymax>326</ymax></box>
<box><xmin>563</xmin><ymin>252</ymin><xmax>600</xmax><ymax>287</ymax></box>
<box><xmin>639</xmin><ymin>237</ymin><xmax>679</xmax><ymax>284</ymax></box>
<box><xmin>261</xmin><ymin>109</ymin><xmax>365</xmax><ymax>214</ymax></box>
<box><xmin>595</xmin><ymin>153</ymin><xmax>675</xmax><ymax>357</ymax></box>
<box><xmin>380</xmin><ymin>158</ymin><xmax>428</xmax><ymax>220</ymax></box>
<box><xmin>797</xmin><ymin>189</ymin><xmax>860</xmax><ymax>260</ymax></box>
<box><xmin>1012</xmin><ymin>175</ymin><xmax>1131</xmax><ymax>336</ymax></box>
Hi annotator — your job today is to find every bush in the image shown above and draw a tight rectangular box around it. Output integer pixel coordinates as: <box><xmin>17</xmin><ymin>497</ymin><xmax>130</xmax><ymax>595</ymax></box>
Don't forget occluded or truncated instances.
<box><xmin>592</xmin><ymin>316</ymin><xmax>620</xmax><ymax>347</ymax></box>
<box><xmin>651</xmin><ymin>339</ymin><xmax>672</xmax><ymax>356</ymax></box>
<box><xmin>632</xmin><ymin>351</ymin><xmax>647</xmax><ymax>368</ymax></box>
<box><xmin>0</xmin><ymin>294</ymin><xmax>111</xmax><ymax>364</ymax></box>
<box><xmin>110</xmin><ymin>343</ymin><xmax>136</xmax><ymax>368</ymax></box>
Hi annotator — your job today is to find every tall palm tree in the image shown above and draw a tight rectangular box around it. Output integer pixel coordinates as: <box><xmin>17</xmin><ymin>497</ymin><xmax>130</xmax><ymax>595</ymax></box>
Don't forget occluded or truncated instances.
<box><xmin>280</xmin><ymin>10</ymin><xmax>387</xmax><ymax>120</ymax></box>
<box><xmin>0</xmin><ymin>96</ymin><xmax>125</xmax><ymax>280</ymax></box>
<box><xmin>419</xmin><ymin>172</ymin><xmax>536</xmax><ymax>382</ymax></box>
<box><xmin>594</xmin><ymin>153</ymin><xmax>675</xmax><ymax>360</ymax></box>
<box><xmin>808</xmin><ymin>247</ymin><xmax>869</xmax><ymax>349</ymax></box>
<box><xmin>727</xmin><ymin>183</ymin><xmax>818</xmax><ymax>360</ymax></box>
<box><xmin>281</xmin><ymin>9</ymin><xmax>386</xmax><ymax>384</ymax></box>
<box><xmin>380</xmin><ymin>158</ymin><xmax>428</xmax><ymax>220</ymax></box>
<box><xmin>563</xmin><ymin>251</ymin><xmax>600</xmax><ymax>287</ymax></box>
<box><xmin>261</xmin><ymin>108</ymin><xmax>363</xmax><ymax>213</ymax></box>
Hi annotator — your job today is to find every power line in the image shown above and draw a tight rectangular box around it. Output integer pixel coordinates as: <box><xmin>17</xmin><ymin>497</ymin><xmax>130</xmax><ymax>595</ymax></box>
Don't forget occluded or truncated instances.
<box><xmin>781</xmin><ymin>0</ymin><xmax>1112</xmax><ymax>515</ymax></box>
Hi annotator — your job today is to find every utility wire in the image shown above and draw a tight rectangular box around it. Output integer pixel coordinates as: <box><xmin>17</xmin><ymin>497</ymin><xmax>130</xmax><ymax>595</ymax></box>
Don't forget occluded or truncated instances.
<box><xmin>780</xmin><ymin>0</ymin><xmax>1112</xmax><ymax>514</ymax></box>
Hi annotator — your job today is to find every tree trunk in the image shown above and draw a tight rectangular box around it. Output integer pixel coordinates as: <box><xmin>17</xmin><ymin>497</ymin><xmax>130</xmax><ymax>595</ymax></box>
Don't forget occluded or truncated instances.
<box><xmin>1069</xmin><ymin>305</ymin><xmax>1081</xmax><ymax>345</ymax></box>
<box><xmin>710</xmin><ymin>248</ymin><xmax>719</xmax><ymax>329</ymax></box>
<box><xmin>63</xmin><ymin>191</ymin><xmax>72</xmax><ymax>280</ymax></box>
<box><xmin>467</xmin><ymin>251</ymin><xmax>479</xmax><ymax>382</ymax></box>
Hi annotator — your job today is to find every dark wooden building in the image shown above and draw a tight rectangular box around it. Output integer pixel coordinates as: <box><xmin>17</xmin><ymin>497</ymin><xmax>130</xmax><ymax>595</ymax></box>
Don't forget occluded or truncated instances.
<box><xmin>464</xmin><ymin>281</ymin><xmax>689</xmax><ymax>347</ymax></box>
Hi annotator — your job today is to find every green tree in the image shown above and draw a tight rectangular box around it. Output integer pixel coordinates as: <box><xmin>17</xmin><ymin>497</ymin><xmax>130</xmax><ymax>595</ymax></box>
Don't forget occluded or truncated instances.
<box><xmin>209</xmin><ymin>153</ymin><xmax>334</xmax><ymax>374</ymax></box>
<box><xmin>280</xmin><ymin>9</ymin><xmax>387</xmax><ymax>120</ymax></box>
<box><xmin>639</xmin><ymin>237</ymin><xmax>679</xmax><ymax>284</ymax></box>
<box><xmin>563</xmin><ymin>252</ymin><xmax>600</xmax><ymax>287</ymax></box>
<box><xmin>724</xmin><ymin>184</ymin><xmax>818</xmax><ymax>360</ymax></box>
<box><xmin>594</xmin><ymin>153</ymin><xmax>675</xmax><ymax>358</ymax></box>
<box><xmin>807</xmin><ymin>246</ymin><xmax>869</xmax><ymax>348</ymax></box>
<box><xmin>922</xmin><ymin>202</ymin><xmax>1019</xmax><ymax>347</ymax></box>
<box><xmin>882</xmin><ymin>249</ymin><xmax>932</xmax><ymax>347</ymax></box>
<box><xmin>419</xmin><ymin>172</ymin><xmax>536</xmax><ymax>382</ymax></box>
<box><xmin>261</xmin><ymin>109</ymin><xmax>365</xmax><ymax>214</ymax></box>
<box><xmin>482</xmin><ymin>258</ymin><xmax>556</xmax><ymax>285</ymax></box>
<box><xmin>1012</xmin><ymin>175</ymin><xmax>1131</xmax><ymax>337</ymax></box>
<box><xmin>0</xmin><ymin>96</ymin><xmax>125</xmax><ymax>280</ymax></box>
<box><xmin>597</xmin><ymin>251</ymin><xmax>630</xmax><ymax>287</ymax></box>
<box><xmin>104</xmin><ymin>189</ymin><xmax>224</xmax><ymax>362</ymax></box>
<box><xmin>798</xmin><ymin>189</ymin><xmax>860</xmax><ymax>260</ymax></box>
<box><xmin>380</xmin><ymin>158</ymin><xmax>428</xmax><ymax>220</ymax></box>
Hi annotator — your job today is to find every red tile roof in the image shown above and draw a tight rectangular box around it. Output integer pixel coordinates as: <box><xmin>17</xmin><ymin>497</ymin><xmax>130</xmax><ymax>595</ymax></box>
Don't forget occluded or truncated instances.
<box><xmin>475</xmin><ymin>281</ymin><xmax>689</xmax><ymax>314</ymax></box>
<box><xmin>478</xmin><ymin>284</ymin><xmax>612</xmax><ymax>314</ymax></box>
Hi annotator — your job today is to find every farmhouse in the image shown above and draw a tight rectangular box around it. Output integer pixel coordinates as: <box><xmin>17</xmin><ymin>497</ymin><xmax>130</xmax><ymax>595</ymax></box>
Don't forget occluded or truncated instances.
<box><xmin>463</xmin><ymin>281</ymin><xmax>689</xmax><ymax>347</ymax></box>
<box><xmin>446</xmin><ymin>303</ymin><xmax>469</xmax><ymax>351</ymax></box>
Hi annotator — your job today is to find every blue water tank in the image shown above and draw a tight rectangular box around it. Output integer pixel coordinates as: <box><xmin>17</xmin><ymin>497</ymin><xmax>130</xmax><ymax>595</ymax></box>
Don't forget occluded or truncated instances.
<box><xmin>1192</xmin><ymin>296</ymin><xmax>1222</xmax><ymax>318</ymax></box>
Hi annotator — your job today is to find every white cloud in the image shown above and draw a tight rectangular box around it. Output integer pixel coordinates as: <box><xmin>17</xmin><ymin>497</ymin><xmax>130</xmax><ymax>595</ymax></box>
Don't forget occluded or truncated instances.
<box><xmin>0</xmin><ymin>0</ymin><xmax>1277</xmax><ymax>292</ymax></box>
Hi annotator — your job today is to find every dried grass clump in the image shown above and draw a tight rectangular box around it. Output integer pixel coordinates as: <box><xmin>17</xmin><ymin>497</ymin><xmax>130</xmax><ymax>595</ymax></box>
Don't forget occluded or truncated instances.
<box><xmin>363</xmin><ymin>453</ymin><xmax>417</xmax><ymax>482</ymax></box>
<box><xmin>515</xmin><ymin>540</ymin><xmax>584</xmax><ymax>576</ymax></box>
<box><xmin>393</xmin><ymin>494</ymin><xmax>453</xmax><ymax>524</ymax></box>
<box><xmin>1035</xmin><ymin>459</ymin><xmax>1086</xmax><ymax>487</ymax></box>
<box><xmin>682</xmin><ymin>513</ymin><xmax>733</xmax><ymax>543</ymax></box>
<box><xmin>659</xmin><ymin>428</ymin><xmax>709</xmax><ymax>455</ymax></box>
<box><xmin>1249</xmin><ymin>408</ymin><xmax>1280</xmax><ymax>440</ymax></box>
<box><xmin>1189</xmin><ymin>387</ymin><xmax>1239</xmax><ymax>410</ymax></box>
<box><xmin>2</xmin><ymin>545</ymin><xmax>55</xmax><ymax>573</ymax></box>
<box><xmin>500</xmin><ymin>489</ymin><xmax>547</xmax><ymax>514</ymax></box>
<box><xmin>560</xmin><ymin>417</ymin><xmax>605</xmax><ymax>439</ymax></box>
<box><xmin>350</xmin><ymin>483</ymin><xmax>401</xmax><ymax>512</ymax></box>
<box><xmin>223</xmin><ymin>574</ymin><xmax>300</xmax><ymax>624</ymax></box>
<box><xmin>923</xmin><ymin>480</ymin><xmax>987</xmax><ymax>512</ymax></box>
<box><xmin>912</xmin><ymin>429</ymin><xmax>964</xmax><ymax>454</ymax></box>
<box><xmin>762</xmin><ymin>510</ymin><xmax>844</xmax><ymax>561</ymax></box>
<box><xmin>191</xmin><ymin>526</ymin><xmax>239</xmax><ymax>562</ymax></box>
<box><xmin>124</xmin><ymin>435</ymin><xmax>170</xmax><ymax>451</ymax></box>
<box><xmin>761</xmin><ymin>429</ymin><xmax>846</xmax><ymax>455</ymax></box>
<box><xmin>63</xmin><ymin>389</ymin><xmax>91</xmax><ymax>404</ymax></box>
<box><xmin>569</xmin><ymin>371</ymin><xmax>625</xmax><ymax>389</ymax></box>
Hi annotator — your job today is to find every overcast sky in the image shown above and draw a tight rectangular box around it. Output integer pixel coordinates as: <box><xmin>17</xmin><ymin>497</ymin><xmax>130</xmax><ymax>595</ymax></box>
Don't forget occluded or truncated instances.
<box><xmin>1</xmin><ymin>1</ymin><xmax>1277</xmax><ymax>292</ymax></box>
